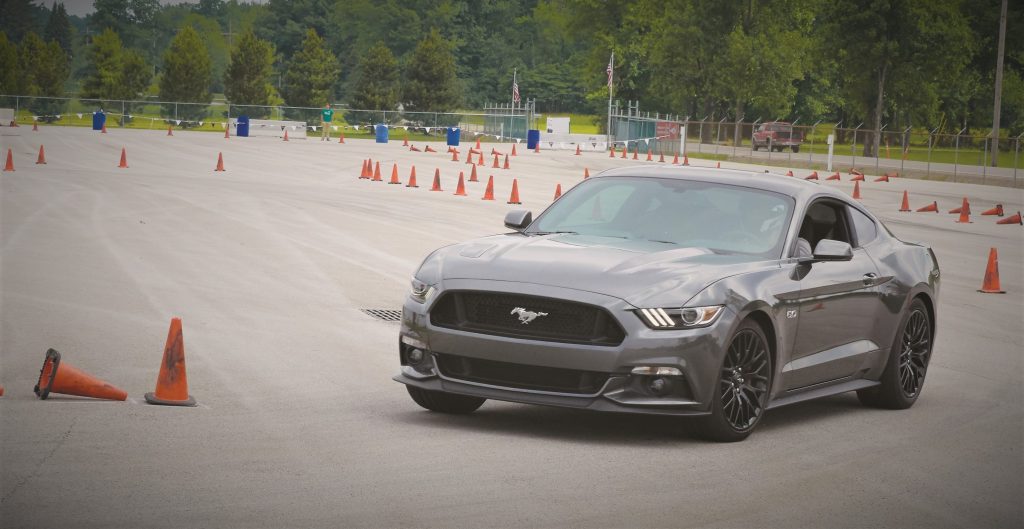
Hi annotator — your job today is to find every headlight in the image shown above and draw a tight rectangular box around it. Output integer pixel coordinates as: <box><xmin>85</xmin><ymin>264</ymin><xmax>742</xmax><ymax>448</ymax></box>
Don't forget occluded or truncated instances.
<box><xmin>635</xmin><ymin>305</ymin><xmax>723</xmax><ymax>329</ymax></box>
<box><xmin>409</xmin><ymin>278</ymin><xmax>436</xmax><ymax>304</ymax></box>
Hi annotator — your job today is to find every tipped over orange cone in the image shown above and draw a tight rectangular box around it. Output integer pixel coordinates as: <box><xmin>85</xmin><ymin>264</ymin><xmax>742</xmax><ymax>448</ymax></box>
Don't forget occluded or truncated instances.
<box><xmin>507</xmin><ymin>178</ymin><xmax>522</xmax><ymax>204</ymax></box>
<box><xmin>805</xmin><ymin>171</ymin><xmax>818</xmax><ymax>180</ymax></box>
<box><xmin>981</xmin><ymin>204</ymin><xmax>1004</xmax><ymax>216</ymax></box>
<box><xmin>144</xmin><ymin>318</ymin><xmax>196</xmax><ymax>406</ymax></box>
<box><xmin>997</xmin><ymin>211</ymin><xmax>1022</xmax><ymax>225</ymax></box>
<box><xmin>118</xmin><ymin>147</ymin><xmax>128</xmax><ymax>168</ymax></box>
<box><xmin>35</xmin><ymin>348</ymin><xmax>127</xmax><ymax>401</ymax></box>
<box><xmin>899</xmin><ymin>191</ymin><xmax>911</xmax><ymax>212</ymax></box>
<box><xmin>36</xmin><ymin>145</ymin><xmax>46</xmax><ymax>164</ymax></box>
<box><xmin>215</xmin><ymin>152</ymin><xmax>225</xmax><ymax>171</ymax></box>
<box><xmin>826</xmin><ymin>171</ymin><xmax>841</xmax><ymax>181</ymax></box>
<box><xmin>916</xmin><ymin>201</ymin><xmax>938</xmax><ymax>213</ymax></box>
<box><xmin>482</xmin><ymin>175</ymin><xmax>494</xmax><ymax>200</ymax></box>
<box><xmin>978</xmin><ymin>248</ymin><xmax>1005</xmax><ymax>294</ymax></box>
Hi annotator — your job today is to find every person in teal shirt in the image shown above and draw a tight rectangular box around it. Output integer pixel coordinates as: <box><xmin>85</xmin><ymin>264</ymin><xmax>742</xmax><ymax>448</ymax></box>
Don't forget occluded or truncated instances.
<box><xmin>320</xmin><ymin>103</ymin><xmax>333</xmax><ymax>141</ymax></box>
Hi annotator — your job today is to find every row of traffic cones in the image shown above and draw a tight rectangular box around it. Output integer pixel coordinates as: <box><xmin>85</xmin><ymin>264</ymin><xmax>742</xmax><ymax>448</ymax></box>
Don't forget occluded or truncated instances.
<box><xmin>3</xmin><ymin>147</ymin><xmax>228</xmax><ymax>172</ymax></box>
<box><xmin>16</xmin><ymin>318</ymin><xmax>196</xmax><ymax>405</ymax></box>
<box><xmin>358</xmin><ymin>160</ymin><xmax>532</xmax><ymax>204</ymax></box>
<box><xmin>897</xmin><ymin>192</ymin><xmax>1021</xmax><ymax>225</ymax></box>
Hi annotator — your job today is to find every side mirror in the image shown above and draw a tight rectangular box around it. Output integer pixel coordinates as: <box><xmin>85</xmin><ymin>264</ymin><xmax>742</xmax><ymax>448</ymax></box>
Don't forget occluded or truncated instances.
<box><xmin>810</xmin><ymin>239</ymin><xmax>853</xmax><ymax>261</ymax></box>
<box><xmin>504</xmin><ymin>210</ymin><xmax>533</xmax><ymax>231</ymax></box>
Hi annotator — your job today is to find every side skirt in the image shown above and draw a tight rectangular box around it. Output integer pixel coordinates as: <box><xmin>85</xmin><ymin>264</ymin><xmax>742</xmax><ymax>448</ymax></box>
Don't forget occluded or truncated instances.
<box><xmin>766</xmin><ymin>378</ymin><xmax>879</xmax><ymax>410</ymax></box>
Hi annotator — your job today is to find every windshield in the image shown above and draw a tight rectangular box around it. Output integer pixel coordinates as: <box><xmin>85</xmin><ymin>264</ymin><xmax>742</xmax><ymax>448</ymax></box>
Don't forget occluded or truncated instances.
<box><xmin>528</xmin><ymin>176</ymin><xmax>794</xmax><ymax>257</ymax></box>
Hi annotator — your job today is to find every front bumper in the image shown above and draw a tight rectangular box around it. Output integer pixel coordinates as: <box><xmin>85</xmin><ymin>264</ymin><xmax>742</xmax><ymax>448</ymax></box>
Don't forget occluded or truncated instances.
<box><xmin>394</xmin><ymin>279</ymin><xmax>738</xmax><ymax>417</ymax></box>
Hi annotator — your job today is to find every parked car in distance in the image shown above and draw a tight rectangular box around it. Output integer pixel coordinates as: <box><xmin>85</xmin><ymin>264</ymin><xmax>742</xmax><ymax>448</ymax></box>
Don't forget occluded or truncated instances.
<box><xmin>753</xmin><ymin>121</ymin><xmax>803</xmax><ymax>153</ymax></box>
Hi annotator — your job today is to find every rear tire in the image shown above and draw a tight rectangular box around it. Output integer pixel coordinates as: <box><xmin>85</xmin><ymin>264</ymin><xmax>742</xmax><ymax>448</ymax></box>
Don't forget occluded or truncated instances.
<box><xmin>857</xmin><ymin>298</ymin><xmax>932</xmax><ymax>409</ymax></box>
<box><xmin>791</xmin><ymin>146</ymin><xmax>800</xmax><ymax>153</ymax></box>
<box><xmin>696</xmin><ymin>319</ymin><xmax>773</xmax><ymax>442</ymax></box>
<box><xmin>407</xmin><ymin>385</ymin><xmax>486</xmax><ymax>414</ymax></box>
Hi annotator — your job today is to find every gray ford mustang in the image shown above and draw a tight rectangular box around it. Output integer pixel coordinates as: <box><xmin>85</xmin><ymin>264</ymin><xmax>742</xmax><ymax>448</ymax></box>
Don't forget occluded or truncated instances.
<box><xmin>394</xmin><ymin>166</ymin><xmax>940</xmax><ymax>441</ymax></box>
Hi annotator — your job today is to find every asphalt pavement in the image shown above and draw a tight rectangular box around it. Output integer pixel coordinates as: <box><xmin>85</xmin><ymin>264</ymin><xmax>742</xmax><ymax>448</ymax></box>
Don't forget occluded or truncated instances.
<box><xmin>1</xmin><ymin>125</ymin><xmax>1021</xmax><ymax>528</ymax></box>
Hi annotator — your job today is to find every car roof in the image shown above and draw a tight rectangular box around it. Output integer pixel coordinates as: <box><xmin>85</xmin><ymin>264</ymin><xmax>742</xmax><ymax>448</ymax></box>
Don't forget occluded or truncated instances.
<box><xmin>594</xmin><ymin>165</ymin><xmax>853</xmax><ymax>204</ymax></box>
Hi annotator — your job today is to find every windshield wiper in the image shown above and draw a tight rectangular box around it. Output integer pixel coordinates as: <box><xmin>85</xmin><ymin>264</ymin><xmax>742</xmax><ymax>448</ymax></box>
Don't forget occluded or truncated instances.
<box><xmin>646</xmin><ymin>239</ymin><xmax>678</xmax><ymax>245</ymax></box>
<box><xmin>532</xmin><ymin>231</ymin><xmax>578</xmax><ymax>236</ymax></box>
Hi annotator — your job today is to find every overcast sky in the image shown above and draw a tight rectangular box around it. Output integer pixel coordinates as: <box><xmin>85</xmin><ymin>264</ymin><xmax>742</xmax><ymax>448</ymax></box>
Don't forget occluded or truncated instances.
<box><xmin>49</xmin><ymin>0</ymin><xmax>267</xmax><ymax>17</ymax></box>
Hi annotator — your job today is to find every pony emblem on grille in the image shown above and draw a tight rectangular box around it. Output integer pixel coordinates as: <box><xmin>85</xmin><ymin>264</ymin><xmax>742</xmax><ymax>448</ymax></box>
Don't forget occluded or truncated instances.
<box><xmin>511</xmin><ymin>307</ymin><xmax>548</xmax><ymax>324</ymax></box>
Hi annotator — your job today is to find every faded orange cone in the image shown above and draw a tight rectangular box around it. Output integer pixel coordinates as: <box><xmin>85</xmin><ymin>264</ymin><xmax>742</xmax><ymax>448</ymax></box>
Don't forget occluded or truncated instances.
<box><xmin>167</xmin><ymin>125</ymin><xmax>173</xmax><ymax>136</ymax></box>
<box><xmin>683</xmin><ymin>155</ymin><xmax>690</xmax><ymax>166</ymax></box>
<box><xmin>283</xmin><ymin>129</ymin><xmax>289</xmax><ymax>141</ymax></box>
<box><xmin>978</xmin><ymin>248</ymin><xmax>1006</xmax><ymax>293</ymax></box>
<box><xmin>621</xmin><ymin>146</ymin><xmax>628</xmax><ymax>159</ymax></box>
<box><xmin>609</xmin><ymin>145</ymin><xmax>616</xmax><ymax>158</ymax></box>
<box><xmin>34</xmin><ymin>348</ymin><xmax>127</xmax><ymax>401</ymax></box>
<box><xmin>36</xmin><ymin>145</ymin><xmax>46</xmax><ymax>164</ymax></box>
<box><xmin>118</xmin><ymin>147</ymin><xmax>128</xmax><ymax>168</ymax></box>
<box><xmin>672</xmin><ymin>152</ymin><xmax>679</xmax><ymax>164</ymax></box>
<box><xmin>575</xmin><ymin>144</ymin><xmax>582</xmax><ymax>155</ymax></box>
<box><xmin>659</xmin><ymin>151</ymin><xmax>666</xmax><ymax>163</ymax></box>
<box><xmin>503</xmin><ymin>154</ymin><xmax>510</xmax><ymax>170</ymax></box>
<box><xmin>215</xmin><ymin>152</ymin><xmax>225</xmax><ymax>171</ymax></box>
<box><xmin>899</xmin><ymin>191</ymin><xmax>911</xmax><ymax>212</ymax></box>
<box><xmin>481</xmin><ymin>175</ymin><xmax>495</xmax><ymax>200</ymax></box>
<box><xmin>507</xmin><ymin>178</ymin><xmax>522</xmax><ymax>204</ymax></box>
<box><xmin>646</xmin><ymin>148</ymin><xmax>653</xmax><ymax>161</ymax></box>
<box><xmin>145</xmin><ymin>318</ymin><xmax>196</xmax><ymax>406</ymax></box>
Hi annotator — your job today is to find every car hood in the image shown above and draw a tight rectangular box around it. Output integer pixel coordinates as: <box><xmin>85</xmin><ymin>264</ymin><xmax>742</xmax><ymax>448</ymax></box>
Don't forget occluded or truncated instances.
<box><xmin>424</xmin><ymin>233</ymin><xmax>778</xmax><ymax>307</ymax></box>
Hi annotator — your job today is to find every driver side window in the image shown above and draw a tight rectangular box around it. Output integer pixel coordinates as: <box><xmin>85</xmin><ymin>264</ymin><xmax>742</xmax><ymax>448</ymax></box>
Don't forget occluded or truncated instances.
<box><xmin>797</xmin><ymin>201</ymin><xmax>853</xmax><ymax>251</ymax></box>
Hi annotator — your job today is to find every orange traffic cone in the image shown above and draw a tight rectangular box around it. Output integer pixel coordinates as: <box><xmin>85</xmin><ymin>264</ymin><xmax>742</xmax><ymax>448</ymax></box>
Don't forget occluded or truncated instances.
<box><xmin>874</xmin><ymin>175</ymin><xmax>889</xmax><ymax>182</ymax></box>
<box><xmin>224</xmin><ymin>125</ymin><xmax>230</xmax><ymax>138</ymax></box>
<box><xmin>403</xmin><ymin>137</ymin><xmax>409</xmax><ymax>147</ymax></box>
<box><xmin>716</xmin><ymin>161</ymin><xmax>721</xmax><ymax>168</ymax></box>
<box><xmin>575</xmin><ymin>144</ymin><xmax>582</xmax><ymax>156</ymax></box>
<box><xmin>167</xmin><ymin>125</ymin><xmax>173</xmax><ymax>136</ymax></box>
<box><xmin>609</xmin><ymin>145</ymin><xmax>616</xmax><ymax>158</ymax></box>
<box><xmin>916</xmin><ymin>201</ymin><xmax>938</xmax><ymax>213</ymax></box>
<box><xmin>339</xmin><ymin>131</ymin><xmax>345</xmax><ymax>144</ymax></box>
<box><xmin>482</xmin><ymin>175</ymin><xmax>495</xmax><ymax>200</ymax></box>
<box><xmin>980</xmin><ymin>204</ymin><xmax>1004</xmax><ymax>216</ymax></box>
<box><xmin>372</xmin><ymin>161</ymin><xmax>382</xmax><ymax>181</ymax></box>
<box><xmin>659</xmin><ymin>151</ymin><xmax>666</xmax><ymax>163</ymax></box>
<box><xmin>389</xmin><ymin>164</ymin><xmax>401</xmax><ymax>184</ymax></box>
<box><xmin>407</xmin><ymin>166</ymin><xmax>418</xmax><ymax>188</ymax></box>
<box><xmin>503</xmin><ymin>154</ymin><xmax>510</xmax><ymax>170</ymax></box>
<box><xmin>33</xmin><ymin>121</ymin><xmax>38</xmax><ymax>131</ymax></box>
<box><xmin>852</xmin><ymin>180</ymin><xmax>861</xmax><ymax>200</ymax></box>
<box><xmin>553</xmin><ymin>184</ymin><xmax>562</xmax><ymax>200</ymax></box>
<box><xmin>584</xmin><ymin>167</ymin><xmax>590</xmax><ymax>179</ymax></box>
<box><xmin>683</xmin><ymin>155</ymin><xmax>690</xmax><ymax>166</ymax></box>
<box><xmin>283</xmin><ymin>129</ymin><xmax>289</xmax><ymax>141</ymax></box>
<box><xmin>632</xmin><ymin>147</ymin><xmax>639</xmax><ymax>160</ymax></box>
<box><xmin>646</xmin><ymin>149</ymin><xmax>653</xmax><ymax>161</ymax></box>
<box><xmin>101</xmin><ymin>123</ymin><xmax>107</xmax><ymax>133</ymax></box>
<box><xmin>492</xmin><ymin>154</ymin><xmax>500</xmax><ymax>168</ymax></box>
<box><xmin>144</xmin><ymin>317</ymin><xmax>196</xmax><ymax>406</ymax></box>
<box><xmin>475</xmin><ymin>138</ymin><xmax>481</xmax><ymax>150</ymax></box>
<box><xmin>534</xmin><ymin>143</ymin><xmax>540</xmax><ymax>153</ymax></box>
<box><xmin>785</xmin><ymin>170</ymin><xmax>794</xmax><ymax>177</ymax></box>
<box><xmin>621</xmin><ymin>146</ymin><xmax>628</xmax><ymax>159</ymax></box>
<box><xmin>360</xmin><ymin>159</ymin><xmax>370</xmax><ymax>179</ymax></box>
<box><xmin>997</xmin><ymin>211</ymin><xmax>1022</xmax><ymax>225</ymax></box>
<box><xmin>3</xmin><ymin>148</ymin><xmax>13</xmax><ymax>171</ymax></box>
<box><xmin>34</xmin><ymin>348</ymin><xmax>127</xmax><ymax>401</ymax></box>
<box><xmin>899</xmin><ymin>191</ymin><xmax>911</xmax><ymax>212</ymax></box>
<box><xmin>955</xmin><ymin>198</ymin><xmax>971</xmax><ymax>223</ymax></box>
<box><xmin>805</xmin><ymin>171</ymin><xmax>818</xmax><ymax>180</ymax></box>
<box><xmin>851</xmin><ymin>173</ymin><xmax>865</xmax><ymax>182</ymax></box>
<box><xmin>118</xmin><ymin>147</ymin><xmax>128</xmax><ymax>168</ymax></box>
<box><xmin>409</xmin><ymin>145</ymin><xmax>420</xmax><ymax>152</ymax></box>
<box><xmin>36</xmin><ymin>145</ymin><xmax>46</xmax><ymax>164</ymax></box>
<box><xmin>451</xmin><ymin>149</ymin><xmax>459</xmax><ymax>162</ymax></box>
<box><xmin>430</xmin><ymin>169</ymin><xmax>442</xmax><ymax>191</ymax></box>
<box><xmin>425</xmin><ymin>145</ymin><xmax>436</xmax><ymax>153</ymax></box>
<box><xmin>511</xmin><ymin>144</ymin><xmax>518</xmax><ymax>156</ymax></box>
<box><xmin>454</xmin><ymin>172</ymin><xmax>467</xmax><ymax>195</ymax></box>
<box><xmin>978</xmin><ymin>248</ymin><xmax>1006</xmax><ymax>294</ymax></box>
<box><xmin>215</xmin><ymin>152</ymin><xmax>225</xmax><ymax>171</ymax></box>
<box><xmin>507</xmin><ymin>178</ymin><xmax>522</xmax><ymax>205</ymax></box>
<box><xmin>672</xmin><ymin>153</ymin><xmax>679</xmax><ymax>164</ymax></box>
<box><xmin>469</xmin><ymin>164</ymin><xmax>479</xmax><ymax>182</ymax></box>
<box><xmin>826</xmin><ymin>171</ymin><xmax>841</xmax><ymax>181</ymax></box>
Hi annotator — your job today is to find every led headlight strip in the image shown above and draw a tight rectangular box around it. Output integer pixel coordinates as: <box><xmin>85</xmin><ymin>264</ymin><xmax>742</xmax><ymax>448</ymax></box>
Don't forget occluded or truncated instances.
<box><xmin>635</xmin><ymin>305</ymin><xmax>724</xmax><ymax>329</ymax></box>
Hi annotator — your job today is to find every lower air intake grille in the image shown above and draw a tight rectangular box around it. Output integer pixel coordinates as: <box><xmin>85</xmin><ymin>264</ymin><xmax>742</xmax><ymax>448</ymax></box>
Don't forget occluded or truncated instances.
<box><xmin>435</xmin><ymin>353</ymin><xmax>610</xmax><ymax>394</ymax></box>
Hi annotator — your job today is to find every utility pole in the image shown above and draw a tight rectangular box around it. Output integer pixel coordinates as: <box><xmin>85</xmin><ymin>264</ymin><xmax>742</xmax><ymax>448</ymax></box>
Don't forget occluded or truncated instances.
<box><xmin>991</xmin><ymin>0</ymin><xmax>1007</xmax><ymax>167</ymax></box>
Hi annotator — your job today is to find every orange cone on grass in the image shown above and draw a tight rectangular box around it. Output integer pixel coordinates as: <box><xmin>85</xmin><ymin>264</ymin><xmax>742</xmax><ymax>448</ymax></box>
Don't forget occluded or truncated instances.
<box><xmin>215</xmin><ymin>152</ymin><xmax>225</xmax><ymax>172</ymax></box>
<box><xmin>899</xmin><ymin>191</ymin><xmax>911</xmax><ymax>212</ymax></box>
<box><xmin>407</xmin><ymin>166</ymin><xmax>419</xmax><ymax>188</ymax></box>
<box><xmin>916</xmin><ymin>201</ymin><xmax>938</xmax><ymax>213</ymax></box>
<box><xmin>482</xmin><ymin>175</ymin><xmax>495</xmax><ymax>200</ymax></box>
<box><xmin>978</xmin><ymin>248</ymin><xmax>1006</xmax><ymax>294</ymax></box>
<box><xmin>507</xmin><ymin>178</ymin><xmax>522</xmax><ymax>205</ymax></box>
<box><xmin>144</xmin><ymin>318</ymin><xmax>196</xmax><ymax>406</ymax></box>
<box><xmin>36</xmin><ymin>145</ymin><xmax>46</xmax><ymax>164</ymax></box>
<box><xmin>430</xmin><ymin>169</ymin><xmax>442</xmax><ymax>191</ymax></box>
<box><xmin>34</xmin><ymin>348</ymin><xmax>127</xmax><ymax>401</ymax></box>
<box><xmin>852</xmin><ymin>180</ymin><xmax>861</xmax><ymax>200</ymax></box>
<box><xmin>980</xmin><ymin>204</ymin><xmax>1004</xmax><ymax>216</ymax></box>
<box><xmin>955</xmin><ymin>198</ymin><xmax>972</xmax><ymax>223</ymax></box>
<box><xmin>996</xmin><ymin>211</ymin><xmax>1022</xmax><ymax>225</ymax></box>
<box><xmin>454</xmin><ymin>172</ymin><xmax>467</xmax><ymax>195</ymax></box>
<box><xmin>118</xmin><ymin>147</ymin><xmax>128</xmax><ymax>168</ymax></box>
<box><xmin>389</xmin><ymin>164</ymin><xmax>401</xmax><ymax>184</ymax></box>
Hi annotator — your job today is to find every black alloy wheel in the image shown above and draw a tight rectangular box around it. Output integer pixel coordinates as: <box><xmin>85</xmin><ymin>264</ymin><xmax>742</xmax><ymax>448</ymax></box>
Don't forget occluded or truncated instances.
<box><xmin>697</xmin><ymin>320</ymin><xmax>772</xmax><ymax>442</ymax></box>
<box><xmin>858</xmin><ymin>298</ymin><xmax>933</xmax><ymax>409</ymax></box>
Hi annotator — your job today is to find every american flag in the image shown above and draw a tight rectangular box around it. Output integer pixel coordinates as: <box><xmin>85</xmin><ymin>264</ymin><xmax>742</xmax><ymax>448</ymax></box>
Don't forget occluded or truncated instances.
<box><xmin>512</xmin><ymin>80</ymin><xmax>521</xmax><ymax>103</ymax></box>
<box><xmin>607</xmin><ymin>59</ymin><xmax>613</xmax><ymax>87</ymax></box>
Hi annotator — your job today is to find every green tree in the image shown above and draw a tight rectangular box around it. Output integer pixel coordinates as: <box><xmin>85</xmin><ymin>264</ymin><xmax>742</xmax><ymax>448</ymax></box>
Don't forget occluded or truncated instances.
<box><xmin>89</xmin><ymin>0</ymin><xmax>160</xmax><ymax>52</ymax></box>
<box><xmin>159</xmin><ymin>25</ymin><xmax>212</xmax><ymax>123</ymax></box>
<box><xmin>224</xmin><ymin>28</ymin><xmax>275</xmax><ymax>117</ymax></box>
<box><xmin>44</xmin><ymin>2</ymin><xmax>72</xmax><ymax>57</ymax></box>
<box><xmin>0</xmin><ymin>32</ymin><xmax>19</xmax><ymax>95</ymax></box>
<box><xmin>17</xmin><ymin>31</ymin><xmax>46</xmax><ymax>96</ymax></box>
<box><xmin>282</xmin><ymin>27</ymin><xmax>339</xmax><ymax>119</ymax></box>
<box><xmin>257</xmin><ymin>0</ymin><xmax>331</xmax><ymax>60</ymax></box>
<box><xmin>0</xmin><ymin>0</ymin><xmax>38</xmax><ymax>42</ymax></box>
<box><xmin>80</xmin><ymin>28</ymin><xmax>125</xmax><ymax>99</ymax></box>
<box><xmin>348</xmin><ymin>41</ymin><xmax>398</xmax><ymax>123</ymax></box>
<box><xmin>16</xmin><ymin>32</ymin><xmax>68</xmax><ymax>120</ymax></box>
<box><xmin>403</xmin><ymin>28</ymin><xmax>460</xmax><ymax>113</ymax></box>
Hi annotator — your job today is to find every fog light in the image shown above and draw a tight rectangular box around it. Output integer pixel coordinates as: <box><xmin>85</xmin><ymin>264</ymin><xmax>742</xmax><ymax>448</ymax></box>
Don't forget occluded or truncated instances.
<box><xmin>408</xmin><ymin>348</ymin><xmax>425</xmax><ymax>364</ymax></box>
<box><xmin>648</xmin><ymin>377</ymin><xmax>672</xmax><ymax>396</ymax></box>
<box><xmin>631</xmin><ymin>366</ymin><xmax>682</xmax><ymax>376</ymax></box>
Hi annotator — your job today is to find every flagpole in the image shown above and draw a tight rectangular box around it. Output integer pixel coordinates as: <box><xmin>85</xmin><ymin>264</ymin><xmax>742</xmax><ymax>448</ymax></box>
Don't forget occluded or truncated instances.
<box><xmin>513</xmin><ymin>68</ymin><xmax>517</xmax><ymax>111</ymax></box>
<box><xmin>607</xmin><ymin>52</ymin><xmax>614</xmax><ymax>148</ymax></box>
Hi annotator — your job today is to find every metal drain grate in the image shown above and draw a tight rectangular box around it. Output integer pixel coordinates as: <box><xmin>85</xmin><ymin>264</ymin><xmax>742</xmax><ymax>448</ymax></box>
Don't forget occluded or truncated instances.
<box><xmin>361</xmin><ymin>309</ymin><xmax>403</xmax><ymax>322</ymax></box>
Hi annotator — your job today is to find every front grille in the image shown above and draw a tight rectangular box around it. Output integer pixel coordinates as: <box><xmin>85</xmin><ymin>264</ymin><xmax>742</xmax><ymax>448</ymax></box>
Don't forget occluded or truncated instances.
<box><xmin>435</xmin><ymin>353</ymin><xmax>610</xmax><ymax>394</ymax></box>
<box><xmin>429</xmin><ymin>291</ymin><xmax>625</xmax><ymax>346</ymax></box>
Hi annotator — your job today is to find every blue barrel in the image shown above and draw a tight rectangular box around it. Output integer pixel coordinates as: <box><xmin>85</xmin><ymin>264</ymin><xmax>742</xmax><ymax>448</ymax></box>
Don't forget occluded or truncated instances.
<box><xmin>375</xmin><ymin>124</ymin><xmax>389</xmax><ymax>143</ymax></box>
<box><xmin>92</xmin><ymin>111</ymin><xmax>106</xmax><ymax>131</ymax></box>
<box><xmin>446</xmin><ymin>127</ymin><xmax>460</xmax><ymax>146</ymax></box>
<box><xmin>236</xmin><ymin>115</ymin><xmax>249</xmax><ymax>137</ymax></box>
<box><xmin>527</xmin><ymin>129</ymin><xmax>540</xmax><ymax>149</ymax></box>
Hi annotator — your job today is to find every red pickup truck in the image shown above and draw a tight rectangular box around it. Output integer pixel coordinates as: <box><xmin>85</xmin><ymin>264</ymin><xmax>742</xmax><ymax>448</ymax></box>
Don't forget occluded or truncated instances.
<box><xmin>752</xmin><ymin>122</ymin><xmax>803</xmax><ymax>153</ymax></box>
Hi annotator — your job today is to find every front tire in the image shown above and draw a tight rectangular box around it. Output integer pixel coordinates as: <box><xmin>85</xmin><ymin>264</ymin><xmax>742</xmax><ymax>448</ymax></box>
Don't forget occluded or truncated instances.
<box><xmin>696</xmin><ymin>319</ymin><xmax>773</xmax><ymax>442</ymax></box>
<box><xmin>406</xmin><ymin>385</ymin><xmax>486</xmax><ymax>414</ymax></box>
<box><xmin>791</xmin><ymin>146</ymin><xmax>800</xmax><ymax>153</ymax></box>
<box><xmin>857</xmin><ymin>298</ymin><xmax>933</xmax><ymax>409</ymax></box>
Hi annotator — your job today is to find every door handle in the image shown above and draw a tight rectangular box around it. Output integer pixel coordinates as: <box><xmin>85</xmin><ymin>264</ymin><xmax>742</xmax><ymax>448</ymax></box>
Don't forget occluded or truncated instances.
<box><xmin>862</xmin><ymin>272</ymin><xmax>877</xmax><ymax>286</ymax></box>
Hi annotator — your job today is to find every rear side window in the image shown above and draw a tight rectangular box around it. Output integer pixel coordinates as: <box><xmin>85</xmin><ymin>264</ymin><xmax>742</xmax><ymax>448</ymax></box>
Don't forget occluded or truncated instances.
<box><xmin>849</xmin><ymin>207</ymin><xmax>877</xmax><ymax>246</ymax></box>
